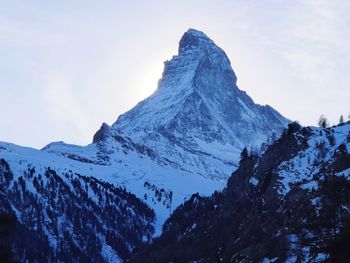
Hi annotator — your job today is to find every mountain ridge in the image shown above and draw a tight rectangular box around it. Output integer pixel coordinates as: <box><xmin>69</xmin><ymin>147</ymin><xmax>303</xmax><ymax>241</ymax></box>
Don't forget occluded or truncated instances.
<box><xmin>130</xmin><ymin>121</ymin><xmax>350</xmax><ymax>262</ymax></box>
<box><xmin>111</xmin><ymin>28</ymin><xmax>289</xmax><ymax>175</ymax></box>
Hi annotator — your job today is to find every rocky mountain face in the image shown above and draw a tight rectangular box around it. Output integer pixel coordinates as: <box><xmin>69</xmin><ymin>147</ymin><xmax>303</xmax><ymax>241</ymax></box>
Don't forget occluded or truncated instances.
<box><xmin>129</xmin><ymin>122</ymin><xmax>350</xmax><ymax>263</ymax></box>
<box><xmin>0</xmin><ymin>29</ymin><xmax>292</xmax><ymax>262</ymax></box>
<box><xmin>110</xmin><ymin>28</ymin><xmax>289</xmax><ymax>178</ymax></box>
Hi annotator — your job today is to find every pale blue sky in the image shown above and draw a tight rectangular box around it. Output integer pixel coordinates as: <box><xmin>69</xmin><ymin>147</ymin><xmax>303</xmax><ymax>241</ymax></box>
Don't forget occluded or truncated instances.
<box><xmin>1</xmin><ymin>0</ymin><xmax>349</xmax><ymax>148</ymax></box>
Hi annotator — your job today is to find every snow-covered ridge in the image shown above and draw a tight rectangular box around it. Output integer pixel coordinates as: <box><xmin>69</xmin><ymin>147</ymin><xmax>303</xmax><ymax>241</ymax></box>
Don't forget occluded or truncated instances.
<box><xmin>111</xmin><ymin>28</ymin><xmax>289</xmax><ymax>179</ymax></box>
<box><xmin>130</xmin><ymin>122</ymin><xmax>350</xmax><ymax>262</ymax></box>
<box><xmin>276</xmin><ymin>122</ymin><xmax>350</xmax><ymax>195</ymax></box>
<box><xmin>0</xmin><ymin>146</ymin><xmax>154</xmax><ymax>262</ymax></box>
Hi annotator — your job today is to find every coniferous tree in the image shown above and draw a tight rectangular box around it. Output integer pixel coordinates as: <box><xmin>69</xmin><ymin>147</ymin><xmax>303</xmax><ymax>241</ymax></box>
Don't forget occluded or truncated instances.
<box><xmin>240</xmin><ymin>147</ymin><xmax>249</xmax><ymax>162</ymax></box>
<box><xmin>318</xmin><ymin>115</ymin><xmax>329</xmax><ymax>128</ymax></box>
<box><xmin>339</xmin><ymin>115</ymin><xmax>344</xmax><ymax>124</ymax></box>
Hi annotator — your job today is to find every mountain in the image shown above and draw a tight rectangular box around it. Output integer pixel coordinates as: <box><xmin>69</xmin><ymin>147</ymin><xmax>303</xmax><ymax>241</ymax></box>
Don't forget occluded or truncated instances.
<box><xmin>111</xmin><ymin>28</ymin><xmax>289</xmax><ymax>178</ymax></box>
<box><xmin>0</xmin><ymin>28</ymin><xmax>290</xmax><ymax>262</ymax></box>
<box><xmin>39</xmin><ymin>29</ymin><xmax>289</xmax><ymax>229</ymax></box>
<box><xmin>129</xmin><ymin>121</ymin><xmax>350</xmax><ymax>263</ymax></box>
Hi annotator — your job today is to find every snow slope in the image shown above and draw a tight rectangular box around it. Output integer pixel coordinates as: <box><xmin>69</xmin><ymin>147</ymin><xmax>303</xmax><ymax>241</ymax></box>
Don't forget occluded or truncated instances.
<box><xmin>1</xmin><ymin>139</ymin><xmax>222</xmax><ymax>237</ymax></box>
<box><xmin>0</xmin><ymin>142</ymin><xmax>154</xmax><ymax>262</ymax></box>
<box><xmin>276</xmin><ymin>123</ymin><xmax>350</xmax><ymax>195</ymax></box>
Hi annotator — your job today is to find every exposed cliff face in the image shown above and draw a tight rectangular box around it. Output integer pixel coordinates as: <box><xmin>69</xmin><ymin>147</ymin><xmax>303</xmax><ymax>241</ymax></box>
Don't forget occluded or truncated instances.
<box><xmin>111</xmin><ymin>28</ymin><xmax>289</xmax><ymax>178</ymax></box>
<box><xmin>130</xmin><ymin>122</ymin><xmax>350</xmax><ymax>263</ymax></box>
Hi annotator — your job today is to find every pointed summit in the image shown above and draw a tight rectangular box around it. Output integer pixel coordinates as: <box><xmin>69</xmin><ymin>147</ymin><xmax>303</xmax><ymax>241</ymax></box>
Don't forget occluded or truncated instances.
<box><xmin>178</xmin><ymin>28</ymin><xmax>215</xmax><ymax>53</ymax></box>
<box><xmin>183</xmin><ymin>28</ymin><xmax>208</xmax><ymax>38</ymax></box>
<box><xmin>157</xmin><ymin>28</ymin><xmax>235</xmax><ymax>99</ymax></box>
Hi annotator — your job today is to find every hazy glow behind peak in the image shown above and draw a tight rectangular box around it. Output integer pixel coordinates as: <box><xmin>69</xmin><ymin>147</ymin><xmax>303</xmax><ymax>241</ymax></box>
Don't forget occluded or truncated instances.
<box><xmin>0</xmin><ymin>0</ymin><xmax>349</xmax><ymax>148</ymax></box>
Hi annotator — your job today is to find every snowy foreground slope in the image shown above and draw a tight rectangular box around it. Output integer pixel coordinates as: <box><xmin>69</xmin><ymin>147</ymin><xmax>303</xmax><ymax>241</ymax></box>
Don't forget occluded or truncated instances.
<box><xmin>0</xmin><ymin>29</ymin><xmax>290</xmax><ymax>262</ymax></box>
<box><xmin>130</xmin><ymin>122</ymin><xmax>350</xmax><ymax>263</ymax></box>
<box><xmin>0</xmin><ymin>144</ymin><xmax>154</xmax><ymax>262</ymax></box>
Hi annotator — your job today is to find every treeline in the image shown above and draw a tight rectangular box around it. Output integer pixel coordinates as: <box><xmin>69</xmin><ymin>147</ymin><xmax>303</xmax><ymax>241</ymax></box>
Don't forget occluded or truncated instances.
<box><xmin>318</xmin><ymin>113</ymin><xmax>349</xmax><ymax>128</ymax></box>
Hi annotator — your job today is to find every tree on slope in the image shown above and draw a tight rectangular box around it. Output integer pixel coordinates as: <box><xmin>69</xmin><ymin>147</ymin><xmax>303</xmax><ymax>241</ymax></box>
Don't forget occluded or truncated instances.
<box><xmin>318</xmin><ymin>115</ymin><xmax>329</xmax><ymax>128</ymax></box>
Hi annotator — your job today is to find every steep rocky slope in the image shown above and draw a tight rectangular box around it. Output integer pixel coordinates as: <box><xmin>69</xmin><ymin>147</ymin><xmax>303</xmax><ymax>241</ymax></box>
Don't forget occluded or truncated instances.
<box><xmin>0</xmin><ymin>156</ymin><xmax>154</xmax><ymax>262</ymax></box>
<box><xmin>130</xmin><ymin>122</ymin><xmax>350</xmax><ymax>263</ymax></box>
<box><xmin>111</xmin><ymin>28</ymin><xmax>289</xmax><ymax>178</ymax></box>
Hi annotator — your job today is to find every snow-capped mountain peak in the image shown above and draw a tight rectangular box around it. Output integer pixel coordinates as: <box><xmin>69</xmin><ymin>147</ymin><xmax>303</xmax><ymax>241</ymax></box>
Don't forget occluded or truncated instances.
<box><xmin>178</xmin><ymin>28</ymin><xmax>222</xmax><ymax>54</ymax></box>
<box><xmin>111</xmin><ymin>28</ymin><xmax>289</xmax><ymax>176</ymax></box>
<box><xmin>113</xmin><ymin>29</ymin><xmax>234</xmax><ymax>135</ymax></box>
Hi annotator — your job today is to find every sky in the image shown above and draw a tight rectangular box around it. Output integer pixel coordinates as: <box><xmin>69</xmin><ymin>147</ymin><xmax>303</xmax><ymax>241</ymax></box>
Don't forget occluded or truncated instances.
<box><xmin>0</xmin><ymin>0</ymin><xmax>349</xmax><ymax>149</ymax></box>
